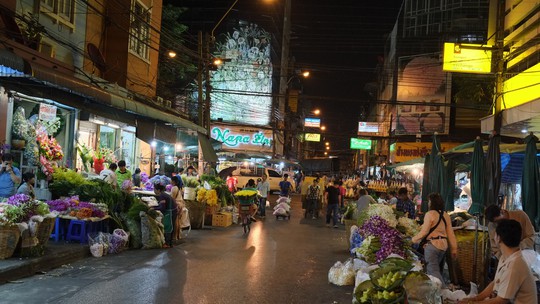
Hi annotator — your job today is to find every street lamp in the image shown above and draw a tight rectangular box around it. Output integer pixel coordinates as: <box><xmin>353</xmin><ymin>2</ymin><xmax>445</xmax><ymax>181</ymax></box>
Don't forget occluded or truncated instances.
<box><xmin>321</xmin><ymin>125</ymin><xmax>326</xmax><ymax>131</ymax></box>
<box><xmin>313</xmin><ymin>109</ymin><xmax>320</xmax><ymax>115</ymax></box>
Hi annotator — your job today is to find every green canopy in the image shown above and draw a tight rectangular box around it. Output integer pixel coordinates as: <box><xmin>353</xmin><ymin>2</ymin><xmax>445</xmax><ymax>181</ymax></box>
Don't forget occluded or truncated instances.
<box><xmin>521</xmin><ymin>134</ymin><xmax>540</xmax><ymax>230</ymax></box>
<box><xmin>485</xmin><ymin>134</ymin><xmax>501</xmax><ymax>207</ymax></box>
<box><xmin>443</xmin><ymin>159</ymin><xmax>456</xmax><ymax>211</ymax></box>
<box><xmin>421</xmin><ymin>153</ymin><xmax>431</xmax><ymax>212</ymax></box>
<box><xmin>429</xmin><ymin>134</ymin><xmax>445</xmax><ymax>195</ymax></box>
<box><xmin>468</xmin><ymin>138</ymin><xmax>485</xmax><ymax>215</ymax></box>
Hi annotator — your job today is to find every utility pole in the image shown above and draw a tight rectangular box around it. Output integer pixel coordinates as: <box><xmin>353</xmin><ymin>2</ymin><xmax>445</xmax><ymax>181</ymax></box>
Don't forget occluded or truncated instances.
<box><xmin>204</xmin><ymin>33</ymin><xmax>212</xmax><ymax>136</ymax></box>
<box><xmin>197</xmin><ymin>31</ymin><xmax>204</xmax><ymax>172</ymax></box>
<box><xmin>277</xmin><ymin>0</ymin><xmax>291</xmax><ymax>158</ymax></box>
<box><xmin>489</xmin><ymin>0</ymin><xmax>505</xmax><ymax>134</ymax></box>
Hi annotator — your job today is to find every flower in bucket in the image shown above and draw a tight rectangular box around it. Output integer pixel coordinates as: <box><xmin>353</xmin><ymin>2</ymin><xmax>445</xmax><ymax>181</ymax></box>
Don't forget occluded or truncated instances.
<box><xmin>197</xmin><ymin>188</ymin><xmax>207</xmax><ymax>203</ymax></box>
<box><xmin>205</xmin><ymin>189</ymin><xmax>218</xmax><ymax>206</ymax></box>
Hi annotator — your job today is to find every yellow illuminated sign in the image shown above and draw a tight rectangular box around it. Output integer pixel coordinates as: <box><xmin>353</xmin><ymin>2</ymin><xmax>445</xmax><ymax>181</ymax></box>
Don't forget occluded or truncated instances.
<box><xmin>305</xmin><ymin>133</ymin><xmax>321</xmax><ymax>142</ymax></box>
<box><xmin>443</xmin><ymin>43</ymin><xmax>492</xmax><ymax>74</ymax></box>
<box><xmin>503</xmin><ymin>62</ymin><xmax>540</xmax><ymax>109</ymax></box>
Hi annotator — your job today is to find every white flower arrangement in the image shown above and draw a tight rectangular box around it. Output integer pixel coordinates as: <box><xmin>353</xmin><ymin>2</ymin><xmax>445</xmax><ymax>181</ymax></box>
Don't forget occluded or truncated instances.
<box><xmin>365</xmin><ymin>204</ymin><xmax>398</xmax><ymax>228</ymax></box>
<box><xmin>397</xmin><ymin>217</ymin><xmax>420</xmax><ymax>237</ymax></box>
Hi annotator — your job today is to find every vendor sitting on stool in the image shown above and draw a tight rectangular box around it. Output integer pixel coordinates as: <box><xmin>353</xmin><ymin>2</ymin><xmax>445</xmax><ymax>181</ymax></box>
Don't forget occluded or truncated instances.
<box><xmin>458</xmin><ymin>219</ymin><xmax>537</xmax><ymax>304</ymax></box>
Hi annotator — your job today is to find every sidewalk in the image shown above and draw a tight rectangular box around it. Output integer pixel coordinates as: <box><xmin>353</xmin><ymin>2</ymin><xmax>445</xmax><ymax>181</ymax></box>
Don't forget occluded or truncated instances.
<box><xmin>0</xmin><ymin>242</ymin><xmax>90</xmax><ymax>284</ymax></box>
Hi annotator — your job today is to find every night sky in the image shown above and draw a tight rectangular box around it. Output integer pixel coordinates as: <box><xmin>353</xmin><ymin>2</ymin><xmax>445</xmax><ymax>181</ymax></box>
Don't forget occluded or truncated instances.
<box><xmin>171</xmin><ymin>0</ymin><xmax>402</xmax><ymax>157</ymax></box>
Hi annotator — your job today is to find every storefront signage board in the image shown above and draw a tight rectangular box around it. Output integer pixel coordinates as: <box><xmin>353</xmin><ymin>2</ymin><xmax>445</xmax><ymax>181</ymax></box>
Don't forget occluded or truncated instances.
<box><xmin>350</xmin><ymin>138</ymin><xmax>372</xmax><ymax>150</ymax></box>
<box><xmin>39</xmin><ymin>103</ymin><xmax>57</xmax><ymax>121</ymax></box>
<box><xmin>358</xmin><ymin>122</ymin><xmax>379</xmax><ymax>133</ymax></box>
<box><xmin>305</xmin><ymin>133</ymin><xmax>320</xmax><ymax>142</ymax></box>
<box><xmin>211</xmin><ymin>125</ymin><xmax>273</xmax><ymax>153</ymax></box>
<box><xmin>304</xmin><ymin>118</ymin><xmax>321</xmax><ymax>128</ymax></box>
<box><xmin>391</xmin><ymin>142</ymin><xmax>461</xmax><ymax>163</ymax></box>
<box><xmin>443</xmin><ymin>43</ymin><xmax>492</xmax><ymax>74</ymax></box>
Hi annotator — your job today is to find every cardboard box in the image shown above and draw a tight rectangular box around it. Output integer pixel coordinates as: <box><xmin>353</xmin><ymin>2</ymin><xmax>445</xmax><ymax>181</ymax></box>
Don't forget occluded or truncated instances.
<box><xmin>212</xmin><ymin>212</ymin><xmax>232</xmax><ymax>227</ymax></box>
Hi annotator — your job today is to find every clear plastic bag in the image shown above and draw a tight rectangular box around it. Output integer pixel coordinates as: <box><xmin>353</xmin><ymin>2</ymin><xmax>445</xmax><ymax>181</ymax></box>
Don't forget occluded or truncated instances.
<box><xmin>109</xmin><ymin>229</ymin><xmax>130</xmax><ymax>254</ymax></box>
<box><xmin>328</xmin><ymin>258</ymin><xmax>356</xmax><ymax>286</ymax></box>
<box><xmin>88</xmin><ymin>232</ymin><xmax>110</xmax><ymax>257</ymax></box>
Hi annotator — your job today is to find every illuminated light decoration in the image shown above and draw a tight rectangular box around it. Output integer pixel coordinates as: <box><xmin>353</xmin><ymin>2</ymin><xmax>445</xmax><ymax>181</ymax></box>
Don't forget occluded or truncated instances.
<box><xmin>176</xmin><ymin>143</ymin><xmax>183</xmax><ymax>151</ymax></box>
<box><xmin>502</xmin><ymin>62</ymin><xmax>540</xmax><ymax>109</ymax></box>
<box><xmin>168</xmin><ymin>51</ymin><xmax>177</xmax><ymax>58</ymax></box>
<box><xmin>305</xmin><ymin>133</ymin><xmax>321</xmax><ymax>142</ymax></box>
<box><xmin>209</xmin><ymin>22</ymin><xmax>273</xmax><ymax>126</ymax></box>
<box><xmin>304</xmin><ymin>118</ymin><xmax>321</xmax><ymax>127</ymax></box>
<box><xmin>350</xmin><ymin>138</ymin><xmax>372</xmax><ymax>150</ymax></box>
<box><xmin>442</xmin><ymin>43</ymin><xmax>493</xmax><ymax>74</ymax></box>
<box><xmin>211</xmin><ymin>126</ymin><xmax>272</xmax><ymax>148</ymax></box>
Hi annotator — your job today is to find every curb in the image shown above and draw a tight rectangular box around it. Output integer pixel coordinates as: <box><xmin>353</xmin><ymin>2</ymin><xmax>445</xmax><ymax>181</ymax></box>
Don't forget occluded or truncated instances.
<box><xmin>0</xmin><ymin>245</ymin><xmax>90</xmax><ymax>284</ymax></box>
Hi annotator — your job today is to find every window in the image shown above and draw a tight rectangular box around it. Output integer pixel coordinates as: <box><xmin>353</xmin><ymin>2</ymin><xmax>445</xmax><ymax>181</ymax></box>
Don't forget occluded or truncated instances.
<box><xmin>268</xmin><ymin>170</ymin><xmax>281</xmax><ymax>178</ymax></box>
<box><xmin>129</xmin><ymin>2</ymin><xmax>150</xmax><ymax>59</ymax></box>
<box><xmin>40</xmin><ymin>0</ymin><xmax>75</xmax><ymax>25</ymax></box>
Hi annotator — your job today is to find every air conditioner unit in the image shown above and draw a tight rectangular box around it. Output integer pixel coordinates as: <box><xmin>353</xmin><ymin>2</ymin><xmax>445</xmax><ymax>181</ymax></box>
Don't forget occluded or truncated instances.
<box><xmin>156</xmin><ymin>96</ymin><xmax>164</xmax><ymax>105</ymax></box>
<box><xmin>164</xmin><ymin>99</ymin><xmax>172</xmax><ymax>108</ymax></box>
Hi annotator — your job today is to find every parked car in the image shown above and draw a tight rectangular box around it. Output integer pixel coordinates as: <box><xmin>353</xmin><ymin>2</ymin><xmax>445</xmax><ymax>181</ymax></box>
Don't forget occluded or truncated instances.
<box><xmin>218</xmin><ymin>166</ymin><xmax>290</xmax><ymax>194</ymax></box>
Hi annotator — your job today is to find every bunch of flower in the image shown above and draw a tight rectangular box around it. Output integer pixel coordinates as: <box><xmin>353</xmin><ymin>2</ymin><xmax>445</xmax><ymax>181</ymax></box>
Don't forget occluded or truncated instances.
<box><xmin>36</xmin><ymin>129</ymin><xmax>63</xmax><ymax>161</ymax></box>
<box><xmin>140</xmin><ymin>172</ymin><xmax>150</xmax><ymax>184</ymax></box>
<box><xmin>359</xmin><ymin>203</ymin><xmax>398</xmax><ymax>228</ymax></box>
<box><xmin>149</xmin><ymin>175</ymin><xmax>171</xmax><ymax>187</ymax></box>
<box><xmin>95</xmin><ymin>146</ymin><xmax>116</xmax><ymax>163</ymax></box>
<box><xmin>358</xmin><ymin>215</ymin><xmax>406</xmax><ymax>264</ymax></box>
<box><xmin>205</xmin><ymin>189</ymin><xmax>218</xmax><ymax>206</ymax></box>
<box><xmin>37</xmin><ymin>117</ymin><xmax>61</xmax><ymax>136</ymax></box>
<box><xmin>12</xmin><ymin>107</ymin><xmax>31</xmax><ymax>140</ymax></box>
<box><xmin>77</xmin><ymin>143</ymin><xmax>94</xmax><ymax>172</ymax></box>
<box><xmin>23</xmin><ymin>140</ymin><xmax>39</xmax><ymax>165</ymax></box>
<box><xmin>46</xmin><ymin>196</ymin><xmax>108</xmax><ymax>219</ymax></box>
<box><xmin>39</xmin><ymin>155</ymin><xmax>56</xmax><ymax>178</ymax></box>
<box><xmin>0</xmin><ymin>203</ymin><xmax>24</xmax><ymax>225</ymax></box>
<box><xmin>3</xmin><ymin>194</ymin><xmax>50</xmax><ymax>223</ymax></box>
<box><xmin>397</xmin><ymin>217</ymin><xmax>420</xmax><ymax>237</ymax></box>
<box><xmin>197</xmin><ymin>188</ymin><xmax>207</xmax><ymax>203</ymax></box>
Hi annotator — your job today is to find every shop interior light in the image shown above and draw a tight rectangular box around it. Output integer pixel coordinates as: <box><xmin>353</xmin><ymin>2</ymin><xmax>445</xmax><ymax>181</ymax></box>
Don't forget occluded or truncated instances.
<box><xmin>521</xmin><ymin>129</ymin><xmax>528</xmax><ymax>133</ymax></box>
<box><xmin>151</xmin><ymin>140</ymin><xmax>157</xmax><ymax>148</ymax></box>
<box><xmin>176</xmin><ymin>143</ymin><xmax>183</xmax><ymax>151</ymax></box>
<box><xmin>90</xmin><ymin>118</ymin><xmax>105</xmax><ymax>125</ymax></box>
<box><xmin>163</xmin><ymin>146</ymin><xmax>169</xmax><ymax>152</ymax></box>
<box><xmin>243</xmin><ymin>161</ymin><xmax>249</xmax><ymax>167</ymax></box>
<box><xmin>106</xmin><ymin>123</ymin><xmax>120</xmax><ymax>129</ymax></box>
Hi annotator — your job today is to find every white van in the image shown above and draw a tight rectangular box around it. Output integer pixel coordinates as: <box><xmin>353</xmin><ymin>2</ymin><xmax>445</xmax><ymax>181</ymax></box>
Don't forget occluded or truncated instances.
<box><xmin>219</xmin><ymin>166</ymin><xmax>286</xmax><ymax>194</ymax></box>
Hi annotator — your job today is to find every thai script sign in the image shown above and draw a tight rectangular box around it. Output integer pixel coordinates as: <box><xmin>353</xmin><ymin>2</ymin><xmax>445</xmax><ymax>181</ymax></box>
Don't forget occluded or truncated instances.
<box><xmin>39</xmin><ymin>103</ymin><xmax>57</xmax><ymax>121</ymax></box>
<box><xmin>304</xmin><ymin>118</ymin><xmax>321</xmax><ymax>128</ymax></box>
<box><xmin>391</xmin><ymin>142</ymin><xmax>461</xmax><ymax>163</ymax></box>
<box><xmin>305</xmin><ymin>133</ymin><xmax>321</xmax><ymax>142</ymax></box>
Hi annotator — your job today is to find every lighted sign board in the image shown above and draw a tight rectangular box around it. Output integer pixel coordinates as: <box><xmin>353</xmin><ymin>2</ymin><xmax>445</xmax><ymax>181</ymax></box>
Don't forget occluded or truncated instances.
<box><xmin>443</xmin><ymin>43</ymin><xmax>492</xmax><ymax>74</ymax></box>
<box><xmin>350</xmin><ymin>138</ymin><xmax>372</xmax><ymax>150</ymax></box>
<box><xmin>210</xmin><ymin>125</ymin><xmax>273</xmax><ymax>152</ymax></box>
<box><xmin>358</xmin><ymin>122</ymin><xmax>379</xmax><ymax>133</ymax></box>
<box><xmin>304</xmin><ymin>118</ymin><xmax>321</xmax><ymax>128</ymax></box>
<box><xmin>209</xmin><ymin>22</ymin><xmax>273</xmax><ymax>126</ymax></box>
<box><xmin>305</xmin><ymin>133</ymin><xmax>321</xmax><ymax>142</ymax></box>
<box><xmin>391</xmin><ymin>142</ymin><xmax>460</xmax><ymax>162</ymax></box>
<box><xmin>503</xmin><ymin>62</ymin><xmax>540</xmax><ymax>109</ymax></box>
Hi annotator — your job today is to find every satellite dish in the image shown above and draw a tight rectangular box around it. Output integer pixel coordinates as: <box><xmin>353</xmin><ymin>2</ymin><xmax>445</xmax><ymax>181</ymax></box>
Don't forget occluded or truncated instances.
<box><xmin>87</xmin><ymin>43</ymin><xmax>107</xmax><ymax>72</ymax></box>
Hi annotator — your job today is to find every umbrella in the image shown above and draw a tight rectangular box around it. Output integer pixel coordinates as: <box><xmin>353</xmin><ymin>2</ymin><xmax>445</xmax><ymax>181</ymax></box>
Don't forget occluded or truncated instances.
<box><xmin>485</xmin><ymin>133</ymin><xmax>501</xmax><ymax>207</ymax></box>
<box><xmin>421</xmin><ymin>153</ymin><xmax>431</xmax><ymax>212</ymax></box>
<box><xmin>468</xmin><ymin>137</ymin><xmax>485</xmax><ymax>215</ymax></box>
<box><xmin>429</xmin><ymin>134</ymin><xmax>445</xmax><ymax>195</ymax></box>
<box><xmin>521</xmin><ymin>133</ymin><xmax>540</xmax><ymax>230</ymax></box>
<box><xmin>443</xmin><ymin>159</ymin><xmax>456</xmax><ymax>211</ymax></box>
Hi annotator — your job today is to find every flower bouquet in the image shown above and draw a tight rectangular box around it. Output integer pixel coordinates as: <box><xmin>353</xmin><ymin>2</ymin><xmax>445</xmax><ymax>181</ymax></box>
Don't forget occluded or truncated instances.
<box><xmin>356</xmin><ymin>215</ymin><xmax>406</xmax><ymax>264</ymax></box>
<box><xmin>234</xmin><ymin>189</ymin><xmax>258</xmax><ymax>205</ymax></box>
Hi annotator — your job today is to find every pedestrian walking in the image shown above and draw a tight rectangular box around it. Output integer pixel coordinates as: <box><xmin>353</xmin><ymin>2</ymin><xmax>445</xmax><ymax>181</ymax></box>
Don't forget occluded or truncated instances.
<box><xmin>257</xmin><ymin>174</ymin><xmax>270</xmax><ymax>218</ymax></box>
<box><xmin>305</xmin><ymin>178</ymin><xmax>321</xmax><ymax>219</ymax></box>
<box><xmin>324</xmin><ymin>181</ymin><xmax>341</xmax><ymax>228</ymax></box>
<box><xmin>279</xmin><ymin>174</ymin><xmax>293</xmax><ymax>197</ymax></box>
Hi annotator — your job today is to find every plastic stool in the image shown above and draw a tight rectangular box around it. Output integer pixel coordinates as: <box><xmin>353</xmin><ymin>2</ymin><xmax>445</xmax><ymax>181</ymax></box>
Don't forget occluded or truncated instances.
<box><xmin>50</xmin><ymin>217</ymin><xmax>63</xmax><ymax>241</ymax></box>
<box><xmin>66</xmin><ymin>220</ymin><xmax>87</xmax><ymax>243</ymax></box>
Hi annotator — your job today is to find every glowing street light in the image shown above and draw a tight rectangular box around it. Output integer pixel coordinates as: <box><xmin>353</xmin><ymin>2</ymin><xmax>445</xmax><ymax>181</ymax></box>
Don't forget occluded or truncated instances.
<box><xmin>325</xmin><ymin>142</ymin><xmax>329</xmax><ymax>146</ymax></box>
<box><xmin>313</xmin><ymin>109</ymin><xmax>320</xmax><ymax>115</ymax></box>
<box><xmin>168</xmin><ymin>51</ymin><xmax>177</xmax><ymax>58</ymax></box>
<box><xmin>321</xmin><ymin>125</ymin><xmax>326</xmax><ymax>131</ymax></box>
<box><xmin>324</xmin><ymin>152</ymin><xmax>328</xmax><ymax>156</ymax></box>
<box><xmin>326</xmin><ymin>146</ymin><xmax>330</xmax><ymax>150</ymax></box>
<box><xmin>302</xmin><ymin>71</ymin><xmax>310</xmax><ymax>78</ymax></box>
<box><xmin>176</xmin><ymin>143</ymin><xmax>183</xmax><ymax>151</ymax></box>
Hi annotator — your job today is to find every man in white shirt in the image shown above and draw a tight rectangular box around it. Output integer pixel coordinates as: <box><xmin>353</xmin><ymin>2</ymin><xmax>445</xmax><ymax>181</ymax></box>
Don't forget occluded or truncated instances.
<box><xmin>99</xmin><ymin>163</ymin><xmax>118</xmax><ymax>189</ymax></box>
<box><xmin>459</xmin><ymin>219</ymin><xmax>537</xmax><ymax>304</ymax></box>
<box><xmin>257</xmin><ymin>174</ymin><xmax>270</xmax><ymax>219</ymax></box>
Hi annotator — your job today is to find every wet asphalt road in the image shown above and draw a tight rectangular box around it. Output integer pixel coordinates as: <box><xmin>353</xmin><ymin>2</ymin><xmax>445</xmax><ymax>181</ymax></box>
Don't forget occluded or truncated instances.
<box><xmin>0</xmin><ymin>194</ymin><xmax>353</xmax><ymax>304</ymax></box>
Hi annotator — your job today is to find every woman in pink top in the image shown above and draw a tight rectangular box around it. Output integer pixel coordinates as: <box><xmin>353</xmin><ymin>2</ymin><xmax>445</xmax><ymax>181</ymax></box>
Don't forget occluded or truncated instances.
<box><xmin>412</xmin><ymin>192</ymin><xmax>457</xmax><ymax>287</ymax></box>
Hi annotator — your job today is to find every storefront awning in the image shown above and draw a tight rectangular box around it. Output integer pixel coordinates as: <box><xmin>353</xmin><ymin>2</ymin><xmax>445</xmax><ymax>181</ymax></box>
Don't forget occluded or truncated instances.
<box><xmin>0</xmin><ymin>49</ymin><xmax>206</xmax><ymax>135</ymax></box>
<box><xmin>135</xmin><ymin>120</ymin><xmax>177</xmax><ymax>144</ymax></box>
<box><xmin>198</xmin><ymin>132</ymin><xmax>218</xmax><ymax>162</ymax></box>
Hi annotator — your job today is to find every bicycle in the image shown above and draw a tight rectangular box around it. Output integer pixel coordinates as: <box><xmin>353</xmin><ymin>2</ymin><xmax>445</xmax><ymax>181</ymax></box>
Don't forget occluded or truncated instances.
<box><xmin>239</xmin><ymin>204</ymin><xmax>252</xmax><ymax>234</ymax></box>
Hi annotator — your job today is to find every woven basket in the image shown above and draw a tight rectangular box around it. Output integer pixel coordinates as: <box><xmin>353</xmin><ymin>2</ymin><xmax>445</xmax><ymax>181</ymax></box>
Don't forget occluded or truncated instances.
<box><xmin>447</xmin><ymin>229</ymin><xmax>488</xmax><ymax>287</ymax></box>
<box><xmin>0</xmin><ymin>225</ymin><xmax>21</xmax><ymax>259</ymax></box>
<box><xmin>36</xmin><ymin>217</ymin><xmax>56</xmax><ymax>246</ymax></box>
<box><xmin>185</xmin><ymin>200</ymin><xmax>206</xmax><ymax>229</ymax></box>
